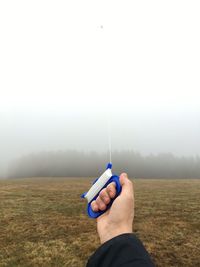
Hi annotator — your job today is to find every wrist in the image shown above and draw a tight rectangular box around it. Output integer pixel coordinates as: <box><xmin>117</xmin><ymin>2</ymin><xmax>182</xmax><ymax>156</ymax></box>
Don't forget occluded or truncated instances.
<box><xmin>99</xmin><ymin>226</ymin><xmax>133</xmax><ymax>244</ymax></box>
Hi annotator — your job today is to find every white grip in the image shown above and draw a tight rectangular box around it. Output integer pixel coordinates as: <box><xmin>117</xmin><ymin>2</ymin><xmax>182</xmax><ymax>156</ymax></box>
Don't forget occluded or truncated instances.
<box><xmin>85</xmin><ymin>169</ymin><xmax>112</xmax><ymax>203</ymax></box>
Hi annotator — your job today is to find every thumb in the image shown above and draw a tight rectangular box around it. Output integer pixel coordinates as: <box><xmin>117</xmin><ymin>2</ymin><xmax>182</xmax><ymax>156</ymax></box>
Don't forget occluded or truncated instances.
<box><xmin>120</xmin><ymin>173</ymin><xmax>134</xmax><ymax>196</ymax></box>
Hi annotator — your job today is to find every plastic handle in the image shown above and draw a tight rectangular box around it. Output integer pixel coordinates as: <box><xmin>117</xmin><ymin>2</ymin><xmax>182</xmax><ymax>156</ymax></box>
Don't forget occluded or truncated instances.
<box><xmin>87</xmin><ymin>175</ymin><xmax>122</xmax><ymax>218</ymax></box>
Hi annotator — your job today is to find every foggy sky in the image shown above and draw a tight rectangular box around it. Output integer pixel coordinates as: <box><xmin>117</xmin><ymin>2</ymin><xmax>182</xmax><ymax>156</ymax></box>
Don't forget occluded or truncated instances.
<box><xmin>0</xmin><ymin>1</ymin><xmax>200</xmax><ymax>177</ymax></box>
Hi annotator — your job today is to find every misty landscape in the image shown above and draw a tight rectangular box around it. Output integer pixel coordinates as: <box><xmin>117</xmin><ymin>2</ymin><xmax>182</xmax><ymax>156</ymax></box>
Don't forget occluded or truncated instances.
<box><xmin>1</xmin><ymin>1</ymin><xmax>200</xmax><ymax>267</ymax></box>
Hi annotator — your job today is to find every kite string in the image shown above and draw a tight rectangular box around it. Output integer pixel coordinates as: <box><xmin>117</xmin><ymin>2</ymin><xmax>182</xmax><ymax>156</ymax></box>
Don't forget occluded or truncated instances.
<box><xmin>107</xmin><ymin>116</ymin><xmax>112</xmax><ymax>163</ymax></box>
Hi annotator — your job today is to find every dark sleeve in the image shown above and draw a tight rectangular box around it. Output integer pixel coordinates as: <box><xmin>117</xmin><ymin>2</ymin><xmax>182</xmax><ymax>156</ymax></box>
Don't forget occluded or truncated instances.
<box><xmin>86</xmin><ymin>233</ymin><xmax>155</xmax><ymax>267</ymax></box>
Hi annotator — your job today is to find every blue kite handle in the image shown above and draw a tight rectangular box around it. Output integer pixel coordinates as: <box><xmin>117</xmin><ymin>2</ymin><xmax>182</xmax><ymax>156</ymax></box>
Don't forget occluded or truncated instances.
<box><xmin>87</xmin><ymin>175</ymin><xmax>122</xmax><ymax>218</ymax></box>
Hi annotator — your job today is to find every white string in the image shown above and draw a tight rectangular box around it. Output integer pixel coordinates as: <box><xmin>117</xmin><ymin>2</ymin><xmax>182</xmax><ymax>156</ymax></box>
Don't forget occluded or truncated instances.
<box><xmin>107</xmin><ymin>116</ymin><xmax>112</xmax><ymax>163</ymax></box>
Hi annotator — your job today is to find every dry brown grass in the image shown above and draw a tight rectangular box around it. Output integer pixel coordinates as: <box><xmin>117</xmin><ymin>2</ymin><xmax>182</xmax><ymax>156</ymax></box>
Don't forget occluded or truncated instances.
<box><xmin>0</xmin><ymin>178</ymin><xmax>200</xmax><ymax>267</ymax></box>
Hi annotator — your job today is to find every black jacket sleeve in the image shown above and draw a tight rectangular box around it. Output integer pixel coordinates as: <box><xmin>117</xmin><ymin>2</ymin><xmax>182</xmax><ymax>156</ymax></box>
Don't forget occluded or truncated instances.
<box><xmin>86</xmin><ymin>233</ymin><xmax>155</xmax><ymax>267</ymax></box>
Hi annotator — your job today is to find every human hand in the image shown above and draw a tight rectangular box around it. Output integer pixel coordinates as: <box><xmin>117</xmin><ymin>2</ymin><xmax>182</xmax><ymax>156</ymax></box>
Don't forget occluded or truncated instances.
<box><xmin>91</xmin><ymin>173</ymin><xmax>134</xmax><ymax>244</ymax></box>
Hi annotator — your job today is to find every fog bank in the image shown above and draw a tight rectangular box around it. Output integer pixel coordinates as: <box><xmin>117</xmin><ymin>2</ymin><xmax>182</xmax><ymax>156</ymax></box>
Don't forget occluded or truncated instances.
<box><xmin>7</xmin><ymin>150</ymin><xmax>200</xmax><ymax>179</ymax></box>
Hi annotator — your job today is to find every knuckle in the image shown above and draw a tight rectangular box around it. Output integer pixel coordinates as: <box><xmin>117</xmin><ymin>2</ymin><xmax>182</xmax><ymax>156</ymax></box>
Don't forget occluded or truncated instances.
<box><xmin>107</xmin><ymin>185</ymin><xmax>113</xmax><ymax>193</ymax></box>
<box><xmin>100</xmin><ymin>191</ymin><xmax>110</xmax><ymax>204</ymax></box>
<box><xmin>106</xmin><ymin>184</ymin><xmax>111</xmax><ymax>190</ymax></box>
<box><xmin>91</xmin><ymin>200</ymin><xmax>96</xmax><ymax>206</ymax></box>
<box><xmin>110</xmin><ymin>182</ymin><xmax>116</xmax><ymax>190</ymax></box>
<box><xmin>96</xmin><ymin>196</ymin><xmax>101</xmax><ymax>205</ymax></box>
<box><xmin>91</xmin><ymin>201</ymin><xmax>97</xmax><ymax>211</ymax></box>
<box><xmin>99</xmin><ymin>189</ymin><xmax>106</xmax><ymax>198</ymax></box>
<box><xmin>127</xmin><ymin>179</ymin><xmax>133</xmax><ymax>187</ymax></box>
<box><xmin>126</xmin><ymin>179</ymin><xmax>131</xmax><ymax>184</ymax></box>
<box><xmin>109</xmin><ymin>187</ymin><xmax>115</xmax><ymax>195</ymax></box>
<box><xmin>99</xmin><ymin>203</ymin><xmax>106</xmax><ymax>210</ymax></box>
<box><xmin>103</xmin><ymin>197</ymin><xmax>110</xmax><ymax>204</ymax></box>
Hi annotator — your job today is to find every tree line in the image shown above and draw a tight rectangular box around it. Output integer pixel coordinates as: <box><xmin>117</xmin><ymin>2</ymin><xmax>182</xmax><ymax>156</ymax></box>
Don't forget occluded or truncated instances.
<box><xmin>7</xmin><ymin>150</ymin><xmax>200</xmax><ymax>179</ymax></box>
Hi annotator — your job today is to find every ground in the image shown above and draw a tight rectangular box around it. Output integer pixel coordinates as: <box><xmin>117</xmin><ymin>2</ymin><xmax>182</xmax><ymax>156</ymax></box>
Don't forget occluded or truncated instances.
<box><xmin>0</xmin><ymin>178</ymin><xmax>200</xmax><ymax>267</ymax></box>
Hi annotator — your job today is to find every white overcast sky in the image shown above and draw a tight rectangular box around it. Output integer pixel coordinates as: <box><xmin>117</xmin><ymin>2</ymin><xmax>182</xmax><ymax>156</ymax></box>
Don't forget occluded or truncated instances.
<box><xmin>0</xmin><ymin>1</ymin><xmax>200</xmax><ymax>175</ymax></box>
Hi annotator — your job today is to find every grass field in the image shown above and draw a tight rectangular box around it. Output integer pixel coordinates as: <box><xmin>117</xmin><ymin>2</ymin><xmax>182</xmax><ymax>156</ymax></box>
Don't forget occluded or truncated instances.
<box><xmin>0</xmin><ymin>178</ymin><xmax>200</xmax><ymax>267</ymax></box>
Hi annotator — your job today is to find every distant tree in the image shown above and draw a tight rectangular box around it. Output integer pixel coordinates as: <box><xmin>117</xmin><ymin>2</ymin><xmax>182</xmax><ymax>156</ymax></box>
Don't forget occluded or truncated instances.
<box><xmin>7</xmin><ymin>150</ymin><xmax>200</xmax><ymax>179</ymax></box>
